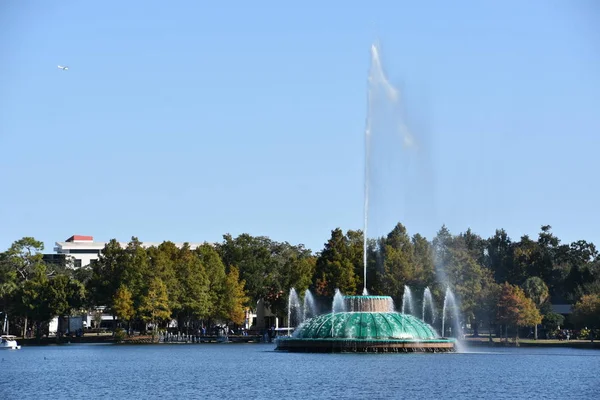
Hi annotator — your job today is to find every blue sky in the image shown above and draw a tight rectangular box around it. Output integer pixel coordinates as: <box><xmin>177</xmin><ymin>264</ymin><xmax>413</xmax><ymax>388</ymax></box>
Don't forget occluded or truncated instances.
<box><xmin>1</xmin><ymin>0</ymin><xmax>598</xmax><ymax>253</ymax></box>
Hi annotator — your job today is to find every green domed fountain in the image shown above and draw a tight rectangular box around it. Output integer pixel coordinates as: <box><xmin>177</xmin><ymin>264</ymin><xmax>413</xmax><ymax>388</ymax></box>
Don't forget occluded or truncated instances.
<box><xmin>276</xmin><ymin>295</ymin><xmax>455</xmax><ymax>353</ymax></box>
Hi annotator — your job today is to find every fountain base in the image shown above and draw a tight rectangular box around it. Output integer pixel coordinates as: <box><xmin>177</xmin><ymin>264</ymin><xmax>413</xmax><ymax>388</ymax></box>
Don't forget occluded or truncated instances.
<box><xmin>276</xmin><ymin>337</ymin><xmax>455</xmax><ymax>353</ymax></box>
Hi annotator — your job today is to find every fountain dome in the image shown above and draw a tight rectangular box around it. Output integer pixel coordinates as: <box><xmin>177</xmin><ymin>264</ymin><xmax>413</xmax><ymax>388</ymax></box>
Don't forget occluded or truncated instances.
<box><xmin>294</xmin><ymin>311</ymin><xmax>437</xmax><ymax>340</ymax></box>
<box><xmin>276</xmin><ymin>295</ymin><xmax>455</xmax><ymax>353</ymax></box>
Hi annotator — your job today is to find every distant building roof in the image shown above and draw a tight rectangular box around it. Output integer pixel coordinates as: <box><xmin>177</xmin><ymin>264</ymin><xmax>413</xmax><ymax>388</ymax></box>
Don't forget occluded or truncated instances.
<box><xmin>55</xmin><ymin>237</ymin><xmax>209</xmax><ymax>253</ymax></box>
<box><xmin>552</xmin><ymin>304</ymin><xmax>573</xmax><ymax>315</ymax></box>
<box><xmin>66</xmin><ymin>235</ymin><xmax>94</xmax><ymax>242</ymax></box>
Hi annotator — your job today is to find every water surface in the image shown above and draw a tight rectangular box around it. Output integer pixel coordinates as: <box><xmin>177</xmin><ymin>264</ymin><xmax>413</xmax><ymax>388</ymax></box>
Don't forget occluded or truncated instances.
<box><xmin>2</xmin><ymin>344</ymin><xmax>598</xmax><ymax>399</ymax></box>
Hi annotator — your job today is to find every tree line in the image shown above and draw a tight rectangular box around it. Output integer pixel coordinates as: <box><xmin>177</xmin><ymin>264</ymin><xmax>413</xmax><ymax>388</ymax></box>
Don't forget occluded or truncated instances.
<box><xmin>315</xmin><ymin>224</ymin><xmax>599</xmax><ymax>339</ymax></box>
<box><xmin>1</xmin><ymin>224</ymin><xmax>599</xmax><ymax>340</ymax></box>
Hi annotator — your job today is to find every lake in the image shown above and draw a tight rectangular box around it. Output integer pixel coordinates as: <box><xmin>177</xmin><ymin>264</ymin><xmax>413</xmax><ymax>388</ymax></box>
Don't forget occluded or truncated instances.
<box><xmin>1</xmin><ymin>343</ymin><xmax>599</xmax><ymax>399</ymax></box>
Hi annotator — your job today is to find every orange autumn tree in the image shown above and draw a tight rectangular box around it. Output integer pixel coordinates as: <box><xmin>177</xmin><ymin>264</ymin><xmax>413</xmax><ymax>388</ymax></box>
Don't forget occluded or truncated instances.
<box><xmin>497</xmin><ymin>282</ymin><xmax>542</xmax><ymax>342</ymax></box>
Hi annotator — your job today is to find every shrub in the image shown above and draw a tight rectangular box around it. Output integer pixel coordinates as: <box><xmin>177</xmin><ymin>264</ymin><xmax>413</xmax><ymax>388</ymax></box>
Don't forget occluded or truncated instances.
<box><xmin>114</xmin><ymin>328</ymin><xmax>126</xmax><ymax>343</ymax></box>
<box><xmin>578</xmin><ymin>328</ymin><xmax>591</xmax><ymax>340</ymax></box>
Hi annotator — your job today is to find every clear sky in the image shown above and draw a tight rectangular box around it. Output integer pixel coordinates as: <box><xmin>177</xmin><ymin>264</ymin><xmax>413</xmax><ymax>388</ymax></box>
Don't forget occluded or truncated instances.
<box><xmin>1</xmin><ymin>0</ymin><xmax>598</xmax><ymax>254</ymax></box>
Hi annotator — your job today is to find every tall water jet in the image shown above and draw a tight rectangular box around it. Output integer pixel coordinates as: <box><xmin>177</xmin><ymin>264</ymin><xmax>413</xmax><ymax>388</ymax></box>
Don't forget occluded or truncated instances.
<box><xmin>275</xmin><ymin>44</ymin><xmax>456</xmax><ymax>353</ymax></box>
<box><xmin>422</xmin><ymin>287</ymin><xmax>436</xmax><ymax>324</ymax></box>
<box><xmin>441</xmin><ymin>287</ymin><xmax>462</xmax><ymax>339</ymax></box>
<box><xmin>302</xmin><ymin>289</ymin><xmax>316</xmax><ymax>323</ymax></box>
<box><xmin>363</xmin><ymin>43</ymin><xmax>434</xmax><ymax>297</ymax></box>
<box><xmin>363</xmin><ymin>43</ymin><xmax>402</xmax><ymax>295</ymax></box>
<box><xmin>287</xmin><ymin>288</ymin><xmax>301</xmax><ymax>335</ymax></box>
<box><xmin>401</xmin><ymin>285</ymin><xmax>415</xmax><ymax>315</ymax></box>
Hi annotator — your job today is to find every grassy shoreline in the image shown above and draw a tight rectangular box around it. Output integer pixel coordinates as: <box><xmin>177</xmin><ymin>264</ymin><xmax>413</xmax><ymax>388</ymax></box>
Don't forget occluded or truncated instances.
<box><xmin>464</xmin><ymin>337</ymin><xmax>600</xmax><ymax>349</ymax></box>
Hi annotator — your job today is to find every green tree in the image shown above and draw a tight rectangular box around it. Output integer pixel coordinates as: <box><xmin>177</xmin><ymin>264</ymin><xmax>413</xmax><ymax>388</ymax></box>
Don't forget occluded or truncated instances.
<box><xmin>411</xmin><ymin>233</ymin><xmax>435</xmax><ymax>289</ymax></box>
<box><xmin>4</xmin><ymin>237</ymin><xmax>46</xmax><ymax>281</ymax></box>
<box><xmin>380</xmin><ymin>223</ymin><xmax>414</xmax><ymax>302</ymax></box>
<box><xmin>474</xmin><ymin>280</ymin><xmax>501</xmax><ymax>339</ymax></box>
<box><xmin>461</xmin><ymin>229</ymin><xmax>487</xmax><ymax>267</ymax></box>
<box><xmin>0</xmin><ymin>252</ymin><xmax>18</xmax><ymax>334</ymax></box>
<box><xmin>218</xmin><ymin>234</ymin><xmax>276</xmax><ymax>305</ymax></box>
<box><xmin>432</xmin><ymin>227</ymin><xmax>493</xmax><ymax>331</ymax></box>
<box><xmin>446</xmin><ymin>249</ymin><xmax>494</xmax><ymax>332</ymax></box>
<box><xmin>222</xmin><ymin>266</ymin><xmax>249</xmax><ymax>325</ymax></box>
<box><xmin>173</xmin><ymin>244</ymin><xmax>210</xmax><ymax>333</ymax></box>
<box><xmin>267</xmin><ymin>242</ymin><xmax>316</xmax><ymax>317</ymax></box>
<box><xmin>88</xmin><ymin>239</ymin><xmax>125</xmax><ymax>312</ymax></box>
<box><xmin>345</xmin><ymin>230</ymin><xmax>365</xmax><ymax>290</ymax></box>
<box><xmin>432</xmin><ymin>225</ymin><xmax>453</xmax><ymax>268</ymax></box>
<box><xmin>48</xmin><ymin>274</ymin><xmax>85</xmax><ymax>317</ymax></box>
<box><xmin>542</xmin><ymin>312</ymin><xmax>564</xmax><ymax>333</ymax></box>
<box><xmin>313</xmin><ymin>228</ymin><xmax>358</xmax><ymax>296</ymax></box>
<box><xmin>364</xmin><ymin>238</ymin><xmax>382</xmax><ymax>294</ymax></box>
<box><xmin>140</xmin><ymin>278</ymin><xmax>171</xmax><ymax>342</ymax></box>
<box><xmin>485</xmin><ymin>229</ymin><xmax>514</xmax><ymax>284</ymax></box>
<box><xmin>196</xmin><ymin>243</ymin><xmax>227</xmax><ymax>324</ymax></box>
<box><xmin>121</xmin><ymin>237</ymin><xmax>150</xmax><ymax>317</ymax></box>
<box><xmin>522</xmin><ymin>276</ymin><xmax>549</xmax><ymax>339</ymax></box>
<box><xmin>17</xmin><ymin>265</ymin><xmax>53</xmax><ymax>339</ymax></box>
<box><xmin>16</xmin><ymin>269</ymin><xmax>86</xmax><ymax>340</ymax></box>
<box><xmin>511</xmin><ymin>235</ymin><xmax>541</xmax><ymax>285</ymax></box>
<box><xmin>572</xmin><ymin>294</ymin><xmax>600</xmax><ymax>330</ymax></box>
<box><xmin>147</xmin><ymin>242</ymin><xmax>181</xmax><ymax>320</ymax></box>
<box><xmin>535</xmin><ymin>225</ymin><xmax>561</xmax><ymax>293</ymax></box>
<box><xmin>562</xmin><ymin>240</ymin><xmax>598</xmax><ymax>302</ymax></box>
<box><xmin>4</xmin><ymin>237</ymin><xmax>49</xmax><ymax>335</ymax></box>
<box><xmin>112</xmin><ymin>285</ymin><xmax>134</xmax><ymax>331</ymax></box>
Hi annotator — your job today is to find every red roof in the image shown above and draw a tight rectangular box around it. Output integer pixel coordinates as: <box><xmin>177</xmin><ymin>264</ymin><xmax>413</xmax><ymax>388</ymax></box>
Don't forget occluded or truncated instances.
<box><xmin>66</xmin><ymin>235</ymin><xmax>94</xmax><ymax>242</ymax></box>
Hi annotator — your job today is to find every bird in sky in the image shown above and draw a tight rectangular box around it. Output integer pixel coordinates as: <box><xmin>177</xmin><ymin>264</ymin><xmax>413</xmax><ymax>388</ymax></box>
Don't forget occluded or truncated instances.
<box><xmin>57</xmin><ymin>65</ymin><xmax>69</xmax><ymax>71</ymax></box>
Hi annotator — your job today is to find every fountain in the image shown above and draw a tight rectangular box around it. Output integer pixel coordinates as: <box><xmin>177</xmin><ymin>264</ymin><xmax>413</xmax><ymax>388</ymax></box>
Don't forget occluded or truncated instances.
<box><xmin>276</xmin><ymin>44</ymin><xmax>456</xmax><ymax>353</ymax></box>
<box><xmin>276</xmin><ymin>292</ymin><xmax>454</xmax><ymax>353</ymax></box>
<box><xmin>302</xmin><ymin>289</ymin><xmax>317</xmax><ymax>323</ymax></box>
<box><xmin>422</xmin><ymin>287</ymin><xmax>436</xmax><ymax>324</ymax></box>
<box><xmin>401</xmin><ymin>285</ymin><xmax>416</xmax><ymax>315</ymax></box>
<box><xmin>441</xmin><ymin>287</ymin><xmax>462</xmax><ymax>339</ymax></box>
<box><xmin>287</xmin><ymin>288</ymin><xmax>301</xmax><ymax>335</ymax></box>
<box><xmin>332</xmin><ymin>289</ymin><xmax>346</xmax><ymax>313</ymax></box>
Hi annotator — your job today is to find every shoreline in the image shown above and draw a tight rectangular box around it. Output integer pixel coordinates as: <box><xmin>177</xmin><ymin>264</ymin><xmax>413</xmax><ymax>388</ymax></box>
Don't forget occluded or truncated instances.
<box><xmin>15</xmin><ymin>334</ymin><xmax>265</xmax><ymax>346</ymax></box>
<box><xmin>463</xmin><ymin>338</ymin><xmax>600</xmax><ymax>349</ymax></box>
<box><xmin>14</xmin><ymin>336</ymin><xmax>600</xmax><ymax>349</ymax></box>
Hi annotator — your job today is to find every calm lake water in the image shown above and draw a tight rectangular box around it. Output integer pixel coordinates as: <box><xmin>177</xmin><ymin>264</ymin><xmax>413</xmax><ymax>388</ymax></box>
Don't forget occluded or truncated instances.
<box><xmin>1</xmin><ymin>343</ymin><xmax>599</xmax><ymax>399</ymax></box>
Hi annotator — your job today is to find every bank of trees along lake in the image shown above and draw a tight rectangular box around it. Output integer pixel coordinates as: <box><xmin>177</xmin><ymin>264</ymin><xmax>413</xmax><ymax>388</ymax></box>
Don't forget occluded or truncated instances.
<box><xmin>1</xmin><ymin>224</ymin><xmax>599</xmax><ymax>340</ymax></box>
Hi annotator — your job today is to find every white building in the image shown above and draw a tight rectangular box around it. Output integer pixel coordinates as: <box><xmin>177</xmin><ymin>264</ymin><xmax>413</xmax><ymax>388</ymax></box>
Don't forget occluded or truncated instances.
<box><xmin>54</xmin><ymin>235</ymin><xmax>206</xmax><ymax>268</ymax></box>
